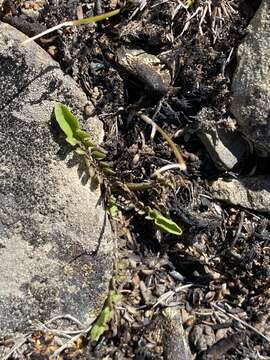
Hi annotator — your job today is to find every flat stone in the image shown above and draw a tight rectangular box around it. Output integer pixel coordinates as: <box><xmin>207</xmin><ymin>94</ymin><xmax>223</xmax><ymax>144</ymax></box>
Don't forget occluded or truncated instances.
<box><xmin>197</xmin><ymin>108</ymin><xmax>248</xmax><ymax>170</ymax></box>
<box><xmin>210</xmin><ymin>176</ymin><xmax>270</xmax><ymax>213</ymax></box>
<box><xmin>0</xmin><ymin>22</ymin><xmax>113</xmax><ymax>337</ymax></box>
<box><xmin>198</xmin><ymin>128</ymin><xmax>248</xmax><ymax>170</ymax></box>
<box><xmin>231</xmin><ymin>0</ymin><xmax>270</xmax><ymax>154</ymax></box>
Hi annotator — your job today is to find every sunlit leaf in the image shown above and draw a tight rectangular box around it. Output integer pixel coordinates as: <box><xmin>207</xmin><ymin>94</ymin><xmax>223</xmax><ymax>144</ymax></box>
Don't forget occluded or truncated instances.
<box><xmin>75</xmin><ymin>129</ymin><xmax>91</xmax><ymax>141</ymax></box>
<box><xmin>108</xmin><ymin>198</ymin><xmax>119</xmax><ymax>218</ymax></box>
<box><xmin>90</xmin><ymin>291</ymin><xmax>122</xmax><ymax>342</ymax></box>
<box><xmin>185</xmin><ymin>0</ymin><xmax>194</xmax><ymax>8</ymax></box>
<box><xmin>90</xmin><ymin>306</ymin><xmax>112</xmax><ymax>341</ymax></box>
<box><xmin>146</xmin><ymin>209</ymin><xmax>182</xmax><ymax>236</ymax></box>
<box><xmin>75</xmin><ymin>147</ymin><xmax>86</xmax><ymax>155</ymax></box>
<box><xmin>54</xmin><ymin>103</ymin><xmax>80</xmax><ymax>146</ymax></box>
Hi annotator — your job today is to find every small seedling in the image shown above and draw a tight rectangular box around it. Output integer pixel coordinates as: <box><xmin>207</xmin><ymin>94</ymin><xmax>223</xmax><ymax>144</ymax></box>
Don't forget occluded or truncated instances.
<box><xmin>54</xmin><ymin>103</ymin><xmax>111</xmax><ymax>176</ymax></box>
<box><xmin>53</xmin><ymin>103</ymin><xmax>182</xmax><ymax>237</ymax></box>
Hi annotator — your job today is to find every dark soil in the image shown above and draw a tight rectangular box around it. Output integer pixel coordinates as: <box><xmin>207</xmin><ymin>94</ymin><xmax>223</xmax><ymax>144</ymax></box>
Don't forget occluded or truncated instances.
<box><xmin>1</xmin><ymin>0</ymin><xmax>269</xmax><ymax>359</ymax></box>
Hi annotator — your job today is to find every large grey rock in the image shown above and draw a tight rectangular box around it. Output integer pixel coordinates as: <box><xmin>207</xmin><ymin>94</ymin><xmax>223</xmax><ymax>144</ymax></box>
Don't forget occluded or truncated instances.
<box><xmin>210</xmin><ymin>176</ymin><xmax>270</xmax><ymax>213</ymax></box>
<box><xmin>0</xmin><ymin>22</ymin><xmax>113</xmax><ymax>337</ymax></box>
<box><xmin>231</xmin><ymin>0</ymin><xmax>270</xmax><ymax>154</ymax></box>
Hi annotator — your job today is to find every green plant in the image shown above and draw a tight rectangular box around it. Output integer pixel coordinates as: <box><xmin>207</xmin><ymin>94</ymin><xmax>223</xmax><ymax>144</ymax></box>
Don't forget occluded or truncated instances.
<box><xmin>107</xmin><ymin>196</ymin><xmax>119</xmax><ymax>218</ymax></box>
<box><xmin>54</xmin><ymin>103</ymin><xmax>112</xmax><ymax>175</ymax></box>
<box><xmin>185</xmin><ymin>0</ymin><xmax>195</xmax><ymax>8</ymax></box>
<box><xmin>146</xmin><ymin>208</ymin><xmax>182</xmax><ymax>236</ymax></box>
<box><xmin>53</xmin><ymin>103</ymin><xmax>182</xmax><ymax>237</ymax></box>
<box><xmin>90</xmin><ymin>291</ymin><xmax>122</xmax><ymax>341</ymax></box>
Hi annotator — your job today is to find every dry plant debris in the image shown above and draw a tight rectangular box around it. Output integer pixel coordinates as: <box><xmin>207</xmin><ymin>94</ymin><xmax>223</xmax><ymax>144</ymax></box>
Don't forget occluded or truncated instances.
<box><xmin>0</xmin><ymin>0</ymin><xmax>269</xmax><ymax>359</ymax></box>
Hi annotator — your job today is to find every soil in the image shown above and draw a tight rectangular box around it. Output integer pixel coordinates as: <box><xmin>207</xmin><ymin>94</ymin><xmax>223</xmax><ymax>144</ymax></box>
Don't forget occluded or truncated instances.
<box><xmin>1</xmin><ymin>0</ymin><xmax>269</xmax><ymax>359</ymax></box>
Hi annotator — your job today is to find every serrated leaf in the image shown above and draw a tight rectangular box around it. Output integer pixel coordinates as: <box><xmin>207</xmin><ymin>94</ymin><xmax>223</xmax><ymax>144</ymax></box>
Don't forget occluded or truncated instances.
<box><xmin>147</xmin><ymin>209</ymin><xmax>182</xmax><ymax>236</ymax></box>
<box><xmin>54</xmin><ymin>103</ymin><xmax>80</xmax><ymax>146</ymax></box>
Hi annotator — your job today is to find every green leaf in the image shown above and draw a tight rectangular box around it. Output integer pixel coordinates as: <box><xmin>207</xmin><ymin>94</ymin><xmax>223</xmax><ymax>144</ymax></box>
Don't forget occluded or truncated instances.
<box><xmin>99</xmin><ymin>161</ymin><xmax>112</xmax><ymax>169</ymax></box>
<box><xmin>75</xmin><ymin>129</ymin><xmax>96</xmax><ymax>149</ymax></box>
<box><xmin>146</xmin><ymin>209</ymin><xmax>182</xmax><ymax>236</ymax></box>
<box><xmin>90</xmin><ymin>291</ymin><xmax>122</xmax><ymax>342</ymax></box>
<box><xmin>90</xmin><ymin>306</ymin><xmax>112</xmax><ymax>341</ymax></box>
<box><xmin>185</xmin><ymin>0</ymin><xmax>194</xmax><ymax>8</ymax></box>
<box><xmin>92</xmin><ymin>149</ymin><xmax>107</xmax><ymax>160</ymax></box>
<box><xmin>72</xmin><ymin>8</ymin><xmax>122</xmax><ymax>26</ymax></box>
<box><xmin>54</xmin><ymin>103</ymin><xmax>81</xmax><ymax>146</ymax></box>
<box><xmin>108</xmin><ymin>198</ymin><xmax>119</xmax><ymax>218</ymax></box>
<box><xmin>75</xmin><ymin>129</ymin><xmax>91</xmax><ymax>141</ymax></box>
<box><xmin>103</xmin><ymin>168</ymin><xmax>116</xmax><ymax>175</ymax></box>
<box><xmin>75</xmin><ymin>147</ymin><xmax>86</xmax><ymax>155</ymax></box>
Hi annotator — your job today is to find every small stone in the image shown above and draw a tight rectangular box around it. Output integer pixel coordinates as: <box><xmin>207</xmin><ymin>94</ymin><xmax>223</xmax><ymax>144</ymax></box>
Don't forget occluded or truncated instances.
<box><xmin>210</xmin><ymin>176</ymin><xmax>270</xmax><ymax>213</ymax></box>
<box><xmin>197</xmin><ymin>109</ymin><xmax>248</xmax><ymax>170</ymax></box>
<box><xmin>198</xmin><ymin>127</ymin><xmax>249</xmax><ymax>170</ymax></box>
<box><xmin>116</xmin><ymin>47</ymin><xmax>171</xmax><ymax>96</ymax></box>
<box><xmin>21</xmin><ymin>8</ymin><xmax>39</xmax><ymax>17</ymax></box>
<box><xmin>215</xmin><ymin>328</ymin><xmax>229</xmax><ymax>341</ymax></box>
<box><xmin>190</xmin><ymin>325</ymin><xmax>207</xmax><ymax>352</ymax></box>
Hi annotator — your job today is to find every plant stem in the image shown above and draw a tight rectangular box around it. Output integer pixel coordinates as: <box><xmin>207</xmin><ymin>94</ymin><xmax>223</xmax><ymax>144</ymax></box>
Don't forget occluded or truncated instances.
<box><xmin>138</xmin><ymin>113</ymin><xmax>187</xmax><ymax>171</ymax></box>
<box><xmin>21</xmin><ymin>8</ymin><xmax>122</xmax><ymax>46</ymax></box>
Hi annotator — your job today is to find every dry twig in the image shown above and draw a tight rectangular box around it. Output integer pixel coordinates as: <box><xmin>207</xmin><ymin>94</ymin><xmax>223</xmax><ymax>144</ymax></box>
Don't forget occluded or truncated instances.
<box><xmin>212</xmin><ymin>303</ymin><xmax>270</xmax><ymax>344</ymax></box>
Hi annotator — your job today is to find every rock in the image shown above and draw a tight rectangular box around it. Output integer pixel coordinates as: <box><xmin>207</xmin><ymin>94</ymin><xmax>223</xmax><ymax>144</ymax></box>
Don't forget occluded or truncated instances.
<box><xmin>197</xmin><ymin>108</ymin><xmax>248</xmax><ymax>170</ymax></box>
<box><xmin>116</xmin><ymin>47</ymin><xmax>171</xmax><ymax>96</ymax></box>
<box><xmin>231</xmin><ymin>0</ymin><xmax>270</xmax><ymax>154</ymax></box>
<box><xmin>20</xmin><ymin>8</ymin><xmax>39</xmax><ymax>18</ymax></box>
<box><xmin>198</xmin><ymin>127</ymin><xmax>248</xmax><ymax>170</ymax></box>
<box><xmin>190</xmin><ymin>325</ymin><xmax>207</xmax><ymax>352</ymax></box>
<box><xmin>2</xmin><ymin>15</ymin><xmax>47</xmax><ymax>39</ymax></box>
<box><xmin>161</xmin><ymin>308</ymin><xmax>192</xmax><ymax>360</ymax></box>
<box><xmin>210</xmin><ymin>176</ymin><xmax>270</xmax><ymax>213</ymax></box>
<box><xmin>0</xmin><ymin>22</ymin><xmax>113</xmax><ymax>337</ymax></box>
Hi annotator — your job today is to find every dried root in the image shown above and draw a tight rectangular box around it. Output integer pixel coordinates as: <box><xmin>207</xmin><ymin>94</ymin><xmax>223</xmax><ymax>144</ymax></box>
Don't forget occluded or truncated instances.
<box><xmin>172</xmin><ymin>0</ymin><xmax>238</xmax><ymax>42</ymax></box>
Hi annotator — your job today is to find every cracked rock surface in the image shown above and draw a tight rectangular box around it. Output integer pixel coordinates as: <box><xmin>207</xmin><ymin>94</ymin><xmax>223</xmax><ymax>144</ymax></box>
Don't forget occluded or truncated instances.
<box><xmin>231</xmin><ymin>0</ymin><xmax>270</xmax><ymax>154</ymax></box>
<box><xmin>0</xmin><ymin>22</ymin><xmax>113</xmax><ymax>337</ymax></box>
